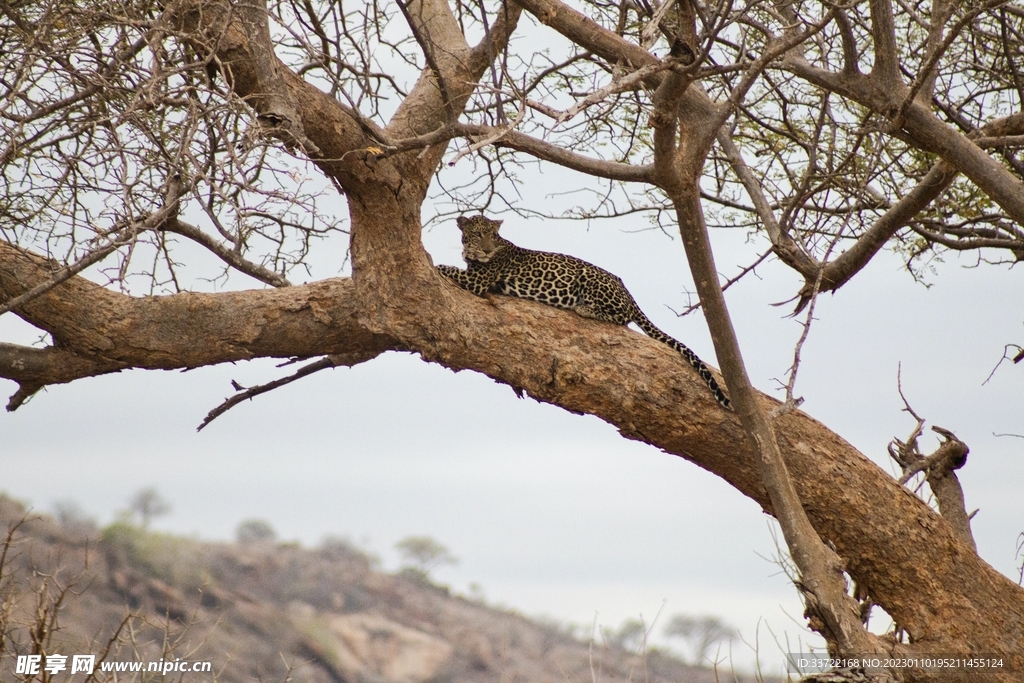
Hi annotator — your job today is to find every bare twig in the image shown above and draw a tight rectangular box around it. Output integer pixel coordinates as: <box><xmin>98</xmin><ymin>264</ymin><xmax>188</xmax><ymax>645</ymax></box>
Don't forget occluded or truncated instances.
<box><xmin>448</xmin><ymin>96</ymin><xmax>527</xmax><ymax>166</ymax></box>
<box><xmin>1</xmin><ymin>175</ymin><xmax>188</xmax><ymax>317</ymax></box>
<box><xmin>555</xmin><ymin>61</ymin><xmax>676</xmax><ymax>125</ymax></box>
<box><xmin>198</xmin><ymin>356</ymin><xmax>337</xmax><ymax>431</ymax></box>
<box><xmin>672</xmin><ymin>248</ymin><xmax>772</xmax><ymax>317</ymax></box>
<box><xmin>197</xmin><ymin>348</ymin><xmax>384</xmax><ymax>431</ymax></box>
<box><xmin>775</xmin><ymin>236</ymin><xmax>841</xmax><ymax>415</ymax></box>
<box><xmin>983</xmin><ymin>343</ymin><xmax>1024</xmax><ymax>384</ymax></box>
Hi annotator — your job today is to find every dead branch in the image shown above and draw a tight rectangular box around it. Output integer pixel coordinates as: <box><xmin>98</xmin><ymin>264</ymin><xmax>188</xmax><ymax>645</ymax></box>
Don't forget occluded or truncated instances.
<box><xmin>197</xmin><ymin>350</ymin><xmax>380</xmax><ymax>431</ymax></box>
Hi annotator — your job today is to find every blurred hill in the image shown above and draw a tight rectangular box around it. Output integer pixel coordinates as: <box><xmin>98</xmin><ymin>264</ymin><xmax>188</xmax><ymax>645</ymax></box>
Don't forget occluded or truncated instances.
<box><xmin>0</xmin><ymin>495</ymin><xmax>773</xmax><ymax>682</ymax></box>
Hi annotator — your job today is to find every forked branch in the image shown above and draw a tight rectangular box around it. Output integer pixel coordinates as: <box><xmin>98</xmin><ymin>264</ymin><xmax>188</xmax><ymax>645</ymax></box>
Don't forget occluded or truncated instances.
<box><xmin>889</xmin><ymin>384</ymin><xmax>976</xmax><ymax>552</ymax></box>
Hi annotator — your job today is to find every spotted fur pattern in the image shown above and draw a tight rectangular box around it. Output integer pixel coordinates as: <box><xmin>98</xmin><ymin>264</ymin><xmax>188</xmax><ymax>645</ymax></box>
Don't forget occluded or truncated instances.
<box><xmin>437</xmin><ymin>215</ymin><xmax>731</xmax><ymax>409</ymax></box>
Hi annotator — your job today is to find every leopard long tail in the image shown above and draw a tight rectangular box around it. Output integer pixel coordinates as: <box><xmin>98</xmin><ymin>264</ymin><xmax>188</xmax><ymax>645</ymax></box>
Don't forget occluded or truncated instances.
<box><xmin>632</xmin><ymin>313</ymin><xmax>732</xmax><ymax>410</ymax></box>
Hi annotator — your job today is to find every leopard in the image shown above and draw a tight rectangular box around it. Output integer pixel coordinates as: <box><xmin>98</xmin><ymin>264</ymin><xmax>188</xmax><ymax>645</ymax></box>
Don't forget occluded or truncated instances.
<box><xmin>436</xmin><ymin>215</ymin><xmax>731</xmax><ymax>410</ymax></box>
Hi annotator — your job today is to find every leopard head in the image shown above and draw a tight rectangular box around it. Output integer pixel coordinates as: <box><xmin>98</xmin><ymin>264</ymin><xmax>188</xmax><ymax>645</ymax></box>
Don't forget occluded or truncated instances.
<box><xmin>456</xmin><ymin>215</ymin><xmax>507</xmax><ymax>263</ymax></box>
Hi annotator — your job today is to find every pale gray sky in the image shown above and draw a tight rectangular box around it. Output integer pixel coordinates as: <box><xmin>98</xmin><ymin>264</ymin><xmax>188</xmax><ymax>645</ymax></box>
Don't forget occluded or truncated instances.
<box><xmin>2</xmin><ymin>185</ymin><xmax>1021</xmax><ymax>676</ymax></box>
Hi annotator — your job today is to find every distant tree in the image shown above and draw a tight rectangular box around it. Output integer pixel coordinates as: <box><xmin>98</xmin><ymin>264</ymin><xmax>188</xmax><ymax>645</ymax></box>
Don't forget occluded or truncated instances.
<box><xmin>127</xmin><ymin>487</ymin><xmax>171</xmax><ymax>528</ymax></box>
<box><xmin>52</xmin><ymin>499</ymin><xmax>97</xmax><ymax>536</ymax></box>
<box><xmin>236</xmin><ymin>518</ymin><xmax>277</xmax><ymax>545</ymax></box>
<box><xmin>319</xmin><ymin>535</ymin><xmax>361</xmax><ymax>560</ymax></box>
<box><xmin>664</xmin><ymin>614</ymin><xmax>738</xmax><ymax>665</ymax></box>
<box><xmin>612</xmin><ymin>618</ymin><xmax>647</xmax><ymax>652</ymax></box>
<box><xmin>53</xmin><ymin>499</ymin><xmax>86</xmax><ymax>526</ymax></box>
<box><xmin>395</xmin><ymin>535</ymin><xmax>458</xmax><ymax>577</ymax></box>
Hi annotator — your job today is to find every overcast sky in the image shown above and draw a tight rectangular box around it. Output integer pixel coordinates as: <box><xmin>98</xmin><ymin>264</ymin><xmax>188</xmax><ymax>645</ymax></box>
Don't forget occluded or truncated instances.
<box><xmin>3</xmin><ymin>163</ymin><xmax>1022</xmax><ymax>677</ymax></box>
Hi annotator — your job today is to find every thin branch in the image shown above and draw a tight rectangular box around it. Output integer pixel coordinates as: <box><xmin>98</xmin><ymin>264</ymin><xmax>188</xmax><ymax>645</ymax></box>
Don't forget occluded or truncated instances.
<box><xmin>641</xmin><ymin>0</ymin><xmax>677</xmax><ymax>50</ymax></box>
<box><xmin>198</xmin><ymin>356</ymin><xmax>336</xmax><ymax>431</ymax></box>
<box><xmin>868</xmin><ymin>0</ymin><xmax>900</xmax><ymax>88</ymax></box>
<box><xmin>974</xmin><ymin>134</ymin><xmax>1024</xmax><ymax>148</ymax></box>
<box><xmin>162</xmin><ymin>219</ymin><xmax>292</xmax><ymax>287</ymax></box>
<box><xmin>234</xmin><ymin>0</ymin><xmax>321</xmax><ymax>154</ymax></box>
<box><xmin>983</xmin><ymin>344</ymin><xmax>1024</xmax><ymax>385</ymax></box>
<box><xmin>197</xmin><ymin>349</ymin><xmax>382</xmax><ymax>431</ymax></box>
<box><xmin>673</xmin><ymin>248</ymin><xmax>772</xmax><ymax>317</ymax></box>
<box><xmin>0</xmin><ymin>175</ymin><xmax>188</xmax><ymax>317</ymax></box>
<box><xmin>895</xmin><ymin>0</ymin><xmax>1008</xmax><ymax>123</ymax></box>
<box><xmin>555</xmin><ymin>60</ymin><xmax>676</xmax><ymax>125</ymax></box>
<box><xmin>777</xmin><ymin>237</ymin><xmax>841</xmax><ymax>414</ymax></box>
<box><xmin>448</xmin><ymin>96</ymin><xmax>527</xmax><ymax>165</ymax></box>
<box><xmin>380</xmin><ymin>123</ymin><xmax>655</xmax><ymax>182</ymax></box>
<box><xmin>716</xmin><ymin>126</ymin><xmax>816</xmax><ymax>277</ymax></box>
<box><xmin>396</xmin><ymin>0</ymin><xmax>458</xmax><ymax>121</ymax></box>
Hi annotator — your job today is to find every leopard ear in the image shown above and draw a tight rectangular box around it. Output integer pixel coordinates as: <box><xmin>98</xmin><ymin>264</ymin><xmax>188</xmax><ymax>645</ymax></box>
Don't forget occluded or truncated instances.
<box><xmin>456</xmin><ymin>216</ymin><xmax>468</xmax><ymax>229</ymax></box>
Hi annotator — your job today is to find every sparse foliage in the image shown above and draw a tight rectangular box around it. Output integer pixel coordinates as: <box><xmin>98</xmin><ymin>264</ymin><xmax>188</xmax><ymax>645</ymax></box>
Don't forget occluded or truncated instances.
<box><xmin>665</xmin><ymin>614</ymin><xmax>737</xmax><ymax>666</ymax></box>
<box><xmin>52</xmin><ymin>499</ymin><xmax>98</xmax><ymax>537</ymax></box>
<box><xmin>236</xmin><ymin>518</ymin><xmax>277</xmax><ymax>545</ymax></box>
<box><xmin>612</xmin><ymin>618</ymin><xmax>647</xmax><ymax>652</ymax></box>
<box><xmin>0</xmin><ymin>495</ymin><xmax>735</xmax><ymax>683</ymax></box>
<box><xmin>127</xmin><ymin>487</ymin><xmax>171</xmax><ymax>528</ymax></box>
<box><xmin>395</xmin><ymin>535</ymin><xmax>458</xmax><ymax>577</ymax></box>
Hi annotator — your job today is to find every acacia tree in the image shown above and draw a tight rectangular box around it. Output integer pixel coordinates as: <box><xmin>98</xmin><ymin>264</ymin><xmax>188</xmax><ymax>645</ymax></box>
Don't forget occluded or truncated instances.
<box><xmin>1</xmin><ymin>0</ymin><xmax>1023</xmax><ymax>681</ymax></box>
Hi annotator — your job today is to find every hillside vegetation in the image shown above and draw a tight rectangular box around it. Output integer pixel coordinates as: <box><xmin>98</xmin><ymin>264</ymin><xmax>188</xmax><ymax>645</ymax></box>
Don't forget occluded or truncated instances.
<box><xmin>0</xmin><ymin>496</ymin><xmax>771</xmax><ymax>683</ymax></box>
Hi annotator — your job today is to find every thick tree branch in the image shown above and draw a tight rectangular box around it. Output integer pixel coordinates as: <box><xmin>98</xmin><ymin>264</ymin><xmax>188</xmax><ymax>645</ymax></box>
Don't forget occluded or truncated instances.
<box><xmin>515</xmin><ymin>0</ymin><xmax>656</xmax><ymax>71</ymax></box>
<box><xmin>0</xmin><ymin>242</ymin><xmax>397</xmax><ymax>376</ymax></box>
<box><xmin>345</xmin><ymin>120</ymin><xmax>655</xmax><ymax>183</ymax></box>
<box><xmin>0</xmin><ymin>175</ymin><xmax>189</xmax><ymax>316</ymax></box>
<box><xmin>868</xmin><ymin>0</ymin><xmax>901</xmax><ymax>90</ymax></box>
<box><xmin>395</xmin><ymin>0</ymin><xmax>469</xmax><ymax>123</ymax></box>
<box><xmin>834</xmin><ymin>9</ymin><xmax>860</xmax><ymax>76</ymax></box>
<box><xmin>900</xmin><ymin>104</ymin><xmax>1024</xmax><ymax>227</ymax></box>
<box><xmin>790</xmin><ymin>160</ymin><xmax>961</xmax><ymax>311</ymax></box>
<box><xmin>910</xmin><ymin>0</ymin><xmax>953</xmax><ymax>104</ymax></box>
<box><xmin>649</xmin><ymin>11</ymin><xmax>895</xmax><ymax>663</ymax></box>
<box><xmin>788</xmin><ymin>110</ymin><xmax>1024</xmax><ymax>308</ymax></box>
<box><xmin>666</xmin><ymin>182</ymin><xmax>888</xmax><ymax>666</ymax></box>
<box><xmin>465</xmin><ymin>1</ymin><xmax>522</xmax><ymax>86</ymax></box>
<box><xmin>650</xmin><ymin>70</ymin><xmax>690</xmax><ymax>192</ymax></box>
<box><xmin>925</xmin><ymin>428</ymin><xmax>976</xmax><ymax>552</ymax></box>
<box><xmin>7</xmin><ymin>3</ymin><xmax>1022</xmax><ymax>679</ymax></box>
<box><xmin>909</xmin><ymin>224</ymin><xmax>1024</xmax><ymax>253</ymax></box>
<box><xmin>465</xmin><ymin>126</ymin><xmax>655</xmax><ymax>182</ymax></box>
<box><xmin>0</xmin><ymin>343</ymin><xmax>128</xmax><ymax>410</ymax></box>
<box><xmin>172</xmin><ymin>0</ymin><xmax>373</xmax><ymax>185</ymax></box>
<box><xmin>231</xmin><ymin>0</ymin><xmax>320</xmax><ymax>154</ymax></box>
